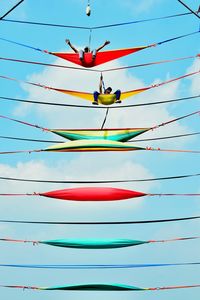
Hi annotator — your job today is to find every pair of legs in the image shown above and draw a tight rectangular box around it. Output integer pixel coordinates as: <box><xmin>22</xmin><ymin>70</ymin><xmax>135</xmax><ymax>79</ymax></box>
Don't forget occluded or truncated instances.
<box><xmin>79</xmin><ymin>49</ymin><xmax>97</xmax><ymax>61</ymax></box>
<box><xmin>93</xmin><ymin>90</ymin><xmax>121</xmax><ymax>105</ymax></box>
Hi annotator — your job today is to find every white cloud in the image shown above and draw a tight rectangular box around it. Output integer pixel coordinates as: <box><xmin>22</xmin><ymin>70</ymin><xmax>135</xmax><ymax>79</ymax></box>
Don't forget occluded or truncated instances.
<box><xmin>5</xmin><ymin>46</ymin><xmax>198</xmax><ymax>225</ymax></box>
<box><xmin>187</xmin><ymin>57</ymin><xmax>200</xmax><ymax>95</ymax></box>
<box><xmin>0</xmin><ymin>154</ymin><xmax>157</xmax><ymax>232</ymax></box>
<box><xmin>12</xmin><ymin>53</ymin><xmax>195</xmax><ymax>151</ymax></box>
<box><xmin>0</xmin><ymin>153</ymin><xmax>156</xmax><ymax>195</ymax></box>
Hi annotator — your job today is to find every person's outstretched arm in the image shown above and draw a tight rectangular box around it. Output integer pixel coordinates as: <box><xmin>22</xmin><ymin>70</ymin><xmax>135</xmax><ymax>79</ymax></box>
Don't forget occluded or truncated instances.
<box><xmin>65</xmin><ymin>39</ymin><xmax>78</xmax><ymax>53</ymax></box>
<box><xmin>96</xmin><ymin>40</ymin><xmax>110</xmax><ymax>52</ymax></box>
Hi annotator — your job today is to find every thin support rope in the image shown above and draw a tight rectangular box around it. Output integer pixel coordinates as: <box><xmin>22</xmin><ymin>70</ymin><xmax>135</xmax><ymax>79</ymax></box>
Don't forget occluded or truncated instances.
<box><xmin>0</xmin><ymin>94</ymin><xmax>199</xmax><ymax>109</ymax></box>
<box><xmin>177</xmin><ymin>0</ymin><xmax>200</xmax><ymax>19</ymax></box>
<box><xmin>0</xmin><ymin>0</ymin><xmax>24</xmax><ymax>20</ymax></box>
<box><xmin>1</xmin><ymin>12</ymin><xmax>193</xmax><ymax>29</ymax></box>
<box><xmin>0</xmin><ymin>215</ymin><xmax>199</xmax><ymax>225</ymax></box>
<box><xmin>0</xmin><ymin>54</ymin><xmax>199</xmax><ymax>73</ymax></box>
<box><xmin>88</xmin><ymin>29</ymin><xmax>92</xmax><ymax>49</ymax></box>
<box><xmin>101</xmin><ymin>108</ymin><xmax>109</xmax><ymax>129</ymax></box>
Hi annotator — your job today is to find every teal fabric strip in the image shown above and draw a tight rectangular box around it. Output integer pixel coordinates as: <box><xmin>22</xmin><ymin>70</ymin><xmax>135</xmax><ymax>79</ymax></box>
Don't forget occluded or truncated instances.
<box><xmin>41</xmin><ymin>239</ymin><xmax>148</xmax><ymax>249</ymax></box>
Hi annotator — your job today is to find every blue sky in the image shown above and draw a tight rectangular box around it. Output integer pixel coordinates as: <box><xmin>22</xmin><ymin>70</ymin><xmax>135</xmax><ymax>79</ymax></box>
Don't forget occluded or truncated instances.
<box><xmin>0</xmin><ymin>0</ymin><xmax>200</xmax><ymax>299</ymax></box>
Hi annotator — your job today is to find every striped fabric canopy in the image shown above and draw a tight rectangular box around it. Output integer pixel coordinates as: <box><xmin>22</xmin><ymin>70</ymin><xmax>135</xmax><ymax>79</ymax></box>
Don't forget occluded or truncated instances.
<box><xmin>44</xmin><ymin>139</ymin><xmax>146</xmax><ymax>152</ymax></box>
<box><xmin>50</xmin><ymin>128</ymin><xmax>150</xmax><ymax>142</ymax></box>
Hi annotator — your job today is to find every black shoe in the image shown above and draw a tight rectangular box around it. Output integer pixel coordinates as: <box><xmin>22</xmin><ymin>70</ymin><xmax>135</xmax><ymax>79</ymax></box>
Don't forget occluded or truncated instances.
<box><xmin>92</xmin><ymin>101</ymin><xmax>99</xmax><ymax>105</ymax></box>
<box><xmin>115</xmin><ymin>100</ymin><xmax>121</xmax><ymax>104</ymax></box>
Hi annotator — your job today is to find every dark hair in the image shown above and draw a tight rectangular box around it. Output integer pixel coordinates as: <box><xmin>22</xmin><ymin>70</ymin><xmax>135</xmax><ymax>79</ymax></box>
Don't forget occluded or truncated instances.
<box><xmin>84</xmin><ymin>46</ymin><xmax>90</xmax><ymax>52</ymax></box>
<box><xmin>106</xmin><ymin>87</ymin><xmax>112</xmax><ymax>93</ymax></box>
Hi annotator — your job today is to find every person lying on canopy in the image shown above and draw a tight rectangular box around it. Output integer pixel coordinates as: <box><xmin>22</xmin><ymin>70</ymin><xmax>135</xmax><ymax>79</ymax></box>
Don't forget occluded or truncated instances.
<box><xmin>93</xmin><ymin>74</ymin><xmax>121</xmax><ymax>105</ymax></box>
<box><xmin>65</xmin><ymin>39</ymin><xmax>110</xmax><ymax>62</ymax></box>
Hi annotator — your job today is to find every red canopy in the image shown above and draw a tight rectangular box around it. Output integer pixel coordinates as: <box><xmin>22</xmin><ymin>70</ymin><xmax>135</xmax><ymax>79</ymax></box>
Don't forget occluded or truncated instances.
<box><xmin>50</xmin><ymin>46</ymin><xmax>148</xmax><ymax>68</ymax></box>
<box><xmin>40</xmin><ymin>187</ymin><xmax>147</xmax><ymax>201</ymax></box>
